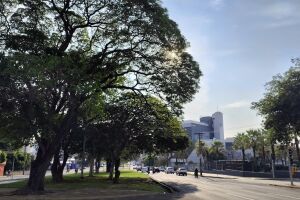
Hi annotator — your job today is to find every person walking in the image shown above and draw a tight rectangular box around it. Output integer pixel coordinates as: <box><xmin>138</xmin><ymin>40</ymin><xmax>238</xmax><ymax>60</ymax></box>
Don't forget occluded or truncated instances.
<box><xmin>194</xmin><ymin>168</ymin><xmax>199</xmax><ymax>178</ymax></box>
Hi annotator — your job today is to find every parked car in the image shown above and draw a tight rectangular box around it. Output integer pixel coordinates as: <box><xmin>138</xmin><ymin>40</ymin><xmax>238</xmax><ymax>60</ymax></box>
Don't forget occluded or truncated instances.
<box><xmin>141</xmin><ymin>166</ymin><xmax>148</xmax><ymax>173</ymax></box>
<box><xmin>136</xmin><ymin>166</ymin><xmax>142</xmax><ymax>171</ymax></box>
<box><xmin>159</xmin><ymin>166</ymin><xmax>165</xmax><ymax>172</ymax></box>
<box><xmin>176</xmin><ymin>168</ymin><xmax>187</xmax><ymax>176</ymax></box>
<box><xmin>153</xmin><ymin>167</ymin><xmax>160</xmax><ymax>173</ymax></box>
<box><xmin>165</xmin><ymin>167</ymin><xmax>175</xmax><ymax>174</ymax></box>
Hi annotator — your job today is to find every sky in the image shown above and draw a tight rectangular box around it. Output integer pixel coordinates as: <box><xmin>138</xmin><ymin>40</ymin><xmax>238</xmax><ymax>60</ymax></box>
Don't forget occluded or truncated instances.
<box><xmin>162</xmin><ymin>0</ymin><xmax>300</xmax><ymax>138</ymax></box>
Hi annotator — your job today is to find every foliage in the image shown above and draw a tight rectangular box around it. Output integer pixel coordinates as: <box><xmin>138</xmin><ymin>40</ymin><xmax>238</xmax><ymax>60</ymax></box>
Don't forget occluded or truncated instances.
<box><xmin>195</xmin><ymin>140</ymin><xmax>208</xmax><ymax>157</ymax></box>
<box><xmin>233</xmin><ymin>133</ymin><xmax>250</xmax><ymax>152</ymax></box>
<box><xmin>0</xmin><ymin>0</ymin><xmax>201</xmax><ymax>191</ymax></box>
<box><xmin>252</xmin><ymin>62</ymin><xmax>300</xmax><ymax>144</ymax></box>
<box><xmin>0</xmin><ymin>150</ymin><xmax>7</xmax><ymax>163</ymax></box>
<box><xmin>208</xmin><ymin>141</ymin><xmax>225</xmax><ymax>161</ymax></box>
<box><xmin>5</xmin><ymin>150</ymin><xmax>32</xmax><ymax>171</ymax></box>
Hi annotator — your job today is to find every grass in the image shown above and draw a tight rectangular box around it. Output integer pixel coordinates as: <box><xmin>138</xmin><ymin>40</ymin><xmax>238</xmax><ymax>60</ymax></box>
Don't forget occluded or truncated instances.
<box><xmin>0</xmin><ymin>170</ymin><xmax>164</xmax><ymax>193</ymax></box>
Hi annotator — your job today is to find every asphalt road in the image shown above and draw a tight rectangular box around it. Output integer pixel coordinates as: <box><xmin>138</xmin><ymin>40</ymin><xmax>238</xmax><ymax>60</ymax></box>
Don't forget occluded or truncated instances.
<box><xmin>150</xmin><ymin>173</ymin><xmax>300</xmax><ymax>200</ymax></box>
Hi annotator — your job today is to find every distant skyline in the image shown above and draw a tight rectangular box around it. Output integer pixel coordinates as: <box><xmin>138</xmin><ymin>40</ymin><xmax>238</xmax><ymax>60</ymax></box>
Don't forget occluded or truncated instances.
<box><xmin>163</xmin><ymin>0</ymin><xmax>300</xmax><ymax>138</ymax></box>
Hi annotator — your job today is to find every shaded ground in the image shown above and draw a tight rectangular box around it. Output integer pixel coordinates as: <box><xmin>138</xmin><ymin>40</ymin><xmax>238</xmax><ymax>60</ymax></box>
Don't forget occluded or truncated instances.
<box><xmin>0</xmin><ymin>171</ymin><xmax>168</xmax><ymax>200</ymax></box>
<box><xmin>0</xmin><ymin>188</ymin><xmax>169</xmax><ymax>200</ymax></box>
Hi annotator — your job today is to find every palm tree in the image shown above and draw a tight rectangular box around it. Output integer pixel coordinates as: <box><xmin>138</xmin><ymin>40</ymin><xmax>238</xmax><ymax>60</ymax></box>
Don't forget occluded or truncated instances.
<box><xmin>209</xmin><ymin>141</ymin><xmax>225</xmax><ymax>160</ymax></box>
<box><xmin>246</xmin><ymin>129</ymin><xmax>261</xmax><ymax>171</ymax></box>
<box><xmin>196</xmin><ymin>140</ymin><xmax>208</xmax><ymax>158</ymax></box>
<box><xmin>233</xmin><ymin>133</ymin><xmax>249</xmax><ymax>171</ymax></box>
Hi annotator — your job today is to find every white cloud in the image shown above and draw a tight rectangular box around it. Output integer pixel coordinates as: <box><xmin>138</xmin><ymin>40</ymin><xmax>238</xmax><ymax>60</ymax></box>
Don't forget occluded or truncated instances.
<box><xmin>223</xmin><ymin>100</ymin><xmax>250</xmax><ymax>109</ymax></box>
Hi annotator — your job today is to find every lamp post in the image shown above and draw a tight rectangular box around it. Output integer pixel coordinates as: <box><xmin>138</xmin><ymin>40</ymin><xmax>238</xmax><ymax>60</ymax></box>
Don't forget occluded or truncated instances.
<box><xmin>195</xmin><ymin>132</ymin><xmax>204</xmax><ymax>176</ymax></box>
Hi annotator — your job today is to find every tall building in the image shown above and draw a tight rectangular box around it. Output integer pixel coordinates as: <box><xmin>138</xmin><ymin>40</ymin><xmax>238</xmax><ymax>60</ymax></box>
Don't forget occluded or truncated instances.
<box><xmin>183</xmin><ymin>112</ymin><xmax>224</xmax><ymax>143</ymax></box>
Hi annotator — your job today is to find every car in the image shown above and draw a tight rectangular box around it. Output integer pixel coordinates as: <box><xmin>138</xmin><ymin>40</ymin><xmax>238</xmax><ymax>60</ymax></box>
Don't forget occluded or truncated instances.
<box><xmin>158</xmin><ymin>166</ymin><xmax>165</xmax><ymax>172</ymax></box>
<box><xmin>141</xmin><ymin>166</ymin><xmax>149</xmax><ymax>173</ymax></box>
<box><xmin>176</xmin><ymin>168</ymin><xmax>187</xmax><ymax>176</ymax></box>
<box><xmin>153</xmin><ymin>167</ymin><xmax>160</xmax><ymax>173</ymax></box>
<box><xmin>136</xmin><ymin>166</ymin><xmax>142</xmax><ymax>171</ymax></box>
<box><xmin>165</xmin><ymin>167</ymin><xmax>175</xmax><ymax>174</ymax></box>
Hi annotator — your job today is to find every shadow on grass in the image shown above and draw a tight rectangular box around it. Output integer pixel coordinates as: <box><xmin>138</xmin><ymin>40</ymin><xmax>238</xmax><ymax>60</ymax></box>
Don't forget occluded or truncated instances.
<box><xmin>0</xmin><ymin>170</ymin><xmax>165</xmax><ymax>197</ymax></box>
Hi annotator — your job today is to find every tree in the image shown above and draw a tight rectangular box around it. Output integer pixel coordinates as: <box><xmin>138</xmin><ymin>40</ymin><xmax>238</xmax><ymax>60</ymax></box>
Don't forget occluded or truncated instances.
<box><xmin>246</xmin><ymin>129</ymin><xmax>261</xmax><ymax>171</ymax></box>
<box><xmin>0</xmin><ymin>0</ymin><xmax>201</xmax><ymax>192</ymax></box>
<box><xmin>233</xmin><ymin>133</ymin><xmax>249</xmax><ymax>171</ymax></box>
<box><xmin>209</xmin><ymin>141</ymin><xmax>225</xmax><ymax>161</ymax></box>
<box><xmin>0</xmin><ymin>151</ymin><xmax>6</xmax><ymax>163</ymax></box>
<box><xmin>252</xmin><ymin>62</ymin><xmax>300</xmax><ymax>161</ymax></box>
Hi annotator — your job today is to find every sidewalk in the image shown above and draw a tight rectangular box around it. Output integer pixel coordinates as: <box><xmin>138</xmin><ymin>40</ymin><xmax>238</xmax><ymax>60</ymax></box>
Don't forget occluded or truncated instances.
<box><xmin>188</xmin><ymin>172</ymin><xmax>300</xmax><ymax>188</ymax></box>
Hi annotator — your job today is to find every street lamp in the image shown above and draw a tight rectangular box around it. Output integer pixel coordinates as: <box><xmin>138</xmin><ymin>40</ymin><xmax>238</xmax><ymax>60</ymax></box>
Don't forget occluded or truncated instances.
<box><xmin>195</xmin><ymin>132</ymin><xmax>204</xmax><ymax>176</ymax></box>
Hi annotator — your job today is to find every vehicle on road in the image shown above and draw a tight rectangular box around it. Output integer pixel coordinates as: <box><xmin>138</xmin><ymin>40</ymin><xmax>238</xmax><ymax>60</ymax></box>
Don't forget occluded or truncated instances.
<box><xmin>176</xmin><ymin>168</ymin><xmax>187</xmax><ymax>176</ymax></box>
<box><xmin>165</xmin><ymin>167</ymin><xmax>175</xmax><ymax>174</ymax></box>
<box><xmin>159</xmin><ymin>166</ymin><xmax>165</xmax><ymax>172</ymax></box>
<box><xmin>141</xmin><ymin>166</ymin><xmax>148</xmax><ymax>173</ymax></box>
<box><xmin>153</xmin><ymin>167</ymin><xmax>160</xmax><ymax>173</ymax></box>
<box><xmin>135</xmin><ymin>166</ymin><xmax>142</xmax><ymax>171</ymax></box>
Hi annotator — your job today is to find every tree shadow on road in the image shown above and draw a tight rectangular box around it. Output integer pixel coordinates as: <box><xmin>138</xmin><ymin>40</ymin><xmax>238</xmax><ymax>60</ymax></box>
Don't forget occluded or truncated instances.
<box><xmin>161</xmin><ymin>181</ymin><xmax>199</xmax><ymax>199</ymax></box>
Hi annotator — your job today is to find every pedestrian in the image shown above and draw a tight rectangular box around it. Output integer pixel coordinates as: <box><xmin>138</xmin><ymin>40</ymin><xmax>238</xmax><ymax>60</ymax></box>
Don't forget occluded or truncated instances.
<box><xmin>147</xmin><ymin>166</ymin><xmax>150</xmax><ymax>174</ymax></box>
<box><xmin>194</xmin><ymin>168</ymin><xmax>199</xmax><ymax>178</ymax></box>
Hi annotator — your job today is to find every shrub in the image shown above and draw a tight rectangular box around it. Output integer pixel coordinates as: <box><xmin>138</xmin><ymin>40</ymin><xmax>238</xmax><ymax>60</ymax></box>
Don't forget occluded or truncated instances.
<box><xmin>0</xmin><ymin>151</ymin><xmax>7</xmax><ymax>163</ymax></box>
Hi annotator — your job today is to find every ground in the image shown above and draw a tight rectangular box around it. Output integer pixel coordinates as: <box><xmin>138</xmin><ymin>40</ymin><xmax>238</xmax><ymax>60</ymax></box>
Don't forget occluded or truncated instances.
<box><xmin>150</xmin><ymin>172</ymin><xmax>300</xmax><ymax>200</ymax></box>
<box><xmin>0</xmin><ymin>171</ymin><xmax>168</xmax><ymax>200</ymax></box>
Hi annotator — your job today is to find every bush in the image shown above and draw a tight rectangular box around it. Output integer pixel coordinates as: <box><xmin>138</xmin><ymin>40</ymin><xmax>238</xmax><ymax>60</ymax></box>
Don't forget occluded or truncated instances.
<box><xmin>0</xmin><ymin>151</ymin><xmax>7</xmax><ymax>163</ymax></box>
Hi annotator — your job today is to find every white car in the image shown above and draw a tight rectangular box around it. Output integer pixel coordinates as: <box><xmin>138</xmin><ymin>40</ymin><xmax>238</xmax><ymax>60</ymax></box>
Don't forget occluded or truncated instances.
<box><xmin>141</xmin><ymin>166</ymin><xmax>149</xmax><ymax>173</ymax></box>
<box><xmin>165</xmin><ymin>167</ymin><xmax>175</xmax><ymax>174</ymax></box>
<box><xmin>176</xmin><ymin>168</ymin><xmax>187</xmax><ymax>176</ymax></box>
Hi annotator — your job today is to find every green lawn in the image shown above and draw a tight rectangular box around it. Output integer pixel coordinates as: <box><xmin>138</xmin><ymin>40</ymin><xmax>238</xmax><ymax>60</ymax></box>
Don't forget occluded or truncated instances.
<box><xmin>0</xmin><ymin>171</ymin><xmax>164</xmax><ymax>193</ymax></box>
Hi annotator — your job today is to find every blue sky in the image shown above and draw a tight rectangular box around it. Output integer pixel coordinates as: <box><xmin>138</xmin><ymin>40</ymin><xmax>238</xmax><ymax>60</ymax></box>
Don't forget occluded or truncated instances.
<box><xmin>162</xmin><ymin>0</ymin><xmax>300</xmax><ymax>138</ymax></box>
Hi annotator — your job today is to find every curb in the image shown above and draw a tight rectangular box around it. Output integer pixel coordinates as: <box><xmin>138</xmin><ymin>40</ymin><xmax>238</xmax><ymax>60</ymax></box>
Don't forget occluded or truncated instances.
<box><xmin>150</xmin><ymin>177</ymin><xmax>179</xmax><ymax>193</ymax></box>
<box><xmin>269</xmin><ymin>184</ymin><xmax>300</xmax><ymax>189</ymax></box>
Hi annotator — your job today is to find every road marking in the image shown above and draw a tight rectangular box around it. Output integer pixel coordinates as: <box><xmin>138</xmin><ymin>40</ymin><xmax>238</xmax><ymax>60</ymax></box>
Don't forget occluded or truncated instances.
<box><xmin>227</xmin><ymin>193</ymin><xmax>255</xmax><ymax>200</ymax></box>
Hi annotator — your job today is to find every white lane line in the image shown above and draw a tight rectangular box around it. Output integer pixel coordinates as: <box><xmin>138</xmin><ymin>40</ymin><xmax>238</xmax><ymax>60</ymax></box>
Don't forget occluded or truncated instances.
<box><xmin>272</xmin><ymin>194</ymin><xmax>300</xmax><ymax>200</ymax></box>
<box><xmin>226</xmin><ymin>193</ymin><xmax>255</xmax><ymax>200</ymax></box>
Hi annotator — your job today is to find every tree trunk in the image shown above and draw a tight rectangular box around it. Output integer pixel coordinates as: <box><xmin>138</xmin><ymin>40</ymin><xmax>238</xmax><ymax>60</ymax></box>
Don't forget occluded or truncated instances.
<box><xmin>271</xmin><ymin>143</ymin><xmax>275</xmax><ymax>178</ymax></box>
<box><xmin>109</xmin><ymin>159</ymin><xmax>114</xmax><ymax>181</ymax></box>
<box><xmin>113</xmin><ymin>158</ymin><xmax>120</xmax><ymax>184</ymax></box>
<box><xmin>294</xmin><ymin>134</ymin><xmax>300</xmax><ymax>162</ymax></box>
<box><xmin>23</xmin><ymin>140</ymin><xmax>56</xmax><ymax>193</ymax></box>
<box><xmin>253</xmin><ymin>147</ymin><xmax>256</xmax><ymax>171</ymax></box>
<box><xmin>95</xmin><ymin>158</ymin><xmax>100</xmax><ymax>174</ymax></box>
<box><xmin>51</xmin><ymin>152</ymin><xmax>63</xmax><ymax>183</ymax></box>
<box><xmin>89</xmin><ymin>157</ymin><xmax>94</xmax><ymax>177</ymax></box>
<box><xmin>242</xmin><ymin>148</ymin><xmax>245</xmax><ymax>171</ymax></box>
<box><xmin>51</xmin><ymin>149</ymin><xmax>69</xmax><ymax>183</ymax></box>
<box><xmin>106</xmin><ymin>158</ymin><xmax>111</xmax><ymax>173</ymax></box>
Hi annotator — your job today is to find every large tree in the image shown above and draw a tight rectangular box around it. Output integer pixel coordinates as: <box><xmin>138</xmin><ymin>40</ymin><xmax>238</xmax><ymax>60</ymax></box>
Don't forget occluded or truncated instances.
<box><xmin>252</xmin><ymin>62</ymin><xmax>300</xmax><ymax>161</ymax></box>
<box><xmin>0</xmin><ymin>0</ymin><xmax>201</xmax><ymax>192</ymax></box>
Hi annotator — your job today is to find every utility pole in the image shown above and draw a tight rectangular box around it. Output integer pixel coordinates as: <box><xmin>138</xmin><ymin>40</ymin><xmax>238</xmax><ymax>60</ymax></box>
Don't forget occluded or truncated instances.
<box><xmin>196</xmin><ymin>133</ymin><xmax>203</xmax><ymax>176</ymax></box>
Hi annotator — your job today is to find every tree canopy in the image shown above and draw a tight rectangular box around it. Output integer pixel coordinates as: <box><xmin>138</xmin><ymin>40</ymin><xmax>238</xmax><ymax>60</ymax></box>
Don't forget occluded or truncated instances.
<box><xmin>0</xmin><ymin>0</ymin><xmax>201</xmax><ymax>192</ymax></box>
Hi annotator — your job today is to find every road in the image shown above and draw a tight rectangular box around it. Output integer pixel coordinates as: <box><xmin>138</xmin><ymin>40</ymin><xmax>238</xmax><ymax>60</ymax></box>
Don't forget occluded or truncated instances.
<box><xmin>150</xmin><ymin>173</ymin><xmax>300</xmax><ymax>200</ymax></box>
